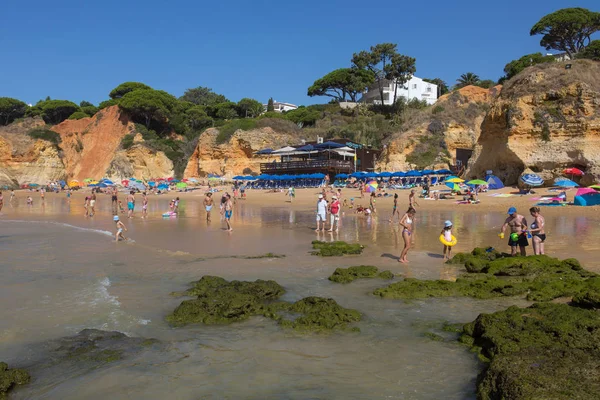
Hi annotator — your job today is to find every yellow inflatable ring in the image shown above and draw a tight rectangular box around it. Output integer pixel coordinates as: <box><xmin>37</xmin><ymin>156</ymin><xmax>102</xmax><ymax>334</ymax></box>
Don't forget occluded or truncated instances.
<box><xmin>439</xmin><ymin>234</ymin><xmax>457</xmax><ymax>247</ymax></box>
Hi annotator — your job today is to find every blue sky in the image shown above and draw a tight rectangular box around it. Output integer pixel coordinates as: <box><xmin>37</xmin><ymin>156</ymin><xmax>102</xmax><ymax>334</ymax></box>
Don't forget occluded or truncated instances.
<box><xmin>1</xmin><ymin>0</ymin><xmax>598</xmax><ymax>106</ymax></box>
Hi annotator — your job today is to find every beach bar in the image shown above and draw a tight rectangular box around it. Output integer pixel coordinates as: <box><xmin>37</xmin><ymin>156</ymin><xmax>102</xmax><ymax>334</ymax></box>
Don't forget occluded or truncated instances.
<box><xmin>258</xmin><ymin>139</ymin><xmax>381</xmax><ymax>177</ymax></box>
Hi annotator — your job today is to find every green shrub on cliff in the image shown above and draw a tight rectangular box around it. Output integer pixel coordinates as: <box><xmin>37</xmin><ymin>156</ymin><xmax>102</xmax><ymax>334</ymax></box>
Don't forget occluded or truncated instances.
<box><xmin>0</xmin><ymin>97</ymin><xmax>28</xmax><ymax>126</ymax></box>
<box><xmin>215</xmin><ymin>118</ymin><xmax>257</xmax><ymax>144</ymax></box>
<box><xmin>68</xmin><ymin>111</ymin><xmax>89</xmax><ymax>120</ymax></box>
<box><xmin>27</xmin><ymin>127</ymin><xmax>61</xmax><ymax>144</ymax></box>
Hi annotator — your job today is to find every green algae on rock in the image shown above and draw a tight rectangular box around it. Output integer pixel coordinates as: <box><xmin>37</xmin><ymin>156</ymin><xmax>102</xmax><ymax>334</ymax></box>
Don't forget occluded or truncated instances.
<box><xmin>328</xmin><ymin>265</ymin><xmax>394</xmax><ymax>284</ymax></box>
<box><xmin>168</xmin><ymin>276</ymin><xmax>362</xmax><ymax>332</ymax></box>
<box><xmin>375</xmin><ymin>250</ymin><xmax>600</xmax><ymax>302</ymax></box>
<box><xmin>272</xmin><ymin>297</ymin><xmax>362</xmax><ymax>332</ymax></box>
<box><xmin>572</xmin><ymin>276</ymin><xmax>600</xmax><ymax>309</ymax></box>
<box><xmin>311</xmin><ymin>241</ymin><xmax>364</xmax><ymax>257</ymax></box>
<box><xmin>167</xmin><ymin>276</ymin><xmax>285</xmax><ymax>326</ymax></box>
<box><xmin>459</xmin><ymin>303</ymin><xmax>600</xmax><ymax>399</ymax></box>
<box><xmin>0</xmin><ymin>362</ymin><xmax>30</xmax><ymax>398</ymax></box>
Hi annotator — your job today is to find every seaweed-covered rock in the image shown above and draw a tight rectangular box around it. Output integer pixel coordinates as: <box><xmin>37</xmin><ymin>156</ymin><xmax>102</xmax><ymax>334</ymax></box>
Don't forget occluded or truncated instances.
<box><xmin>167</xmin><ymin>277</ymin><xmax>285</xmax><ymax>326</ymax></box>
<box><xmin>572</xmin><ymin>277</ymin><xmax>600</xmax><ymax>309</ymax></box>
<box><xmin>273</xmin><ymin>297</ymin><xmax>361</xmax><ymax>332</ymax></box>
<box><xmin>311</xmin><ymin>241</ymin><xmax>364</xmax><ymax>257</ymax></box>
<box><xmin>328</xmin><ymin>266</ymin><xmax>394</xmax><ymax>284</ymax></box>
<box><xmin>448</xmin><ymin>247</ymin><xmax>504</xmax><ymax>272</ymax></box>
<box><xmin>478</xmin><ymin>348</ymin><xmax>600</xmax><ymax>400</ymax></box>
<box><xmin>168</xmin><ymin>277</ymin><xmax>361</xmax><ymax>332</ymax></box>
<box><xmin>0</xmin><ymin>362</ymin><xmax>30</xmax><ymax>397</ymax></box>
<box><xmin>460</xmin><ymin>303</ymin><xmax>600</xmax><ymax>399</ymax></box>
<box><xmin>375</xmin><ymin>251</ymin><xmax>600</xmax><ymax>302</ymax></box>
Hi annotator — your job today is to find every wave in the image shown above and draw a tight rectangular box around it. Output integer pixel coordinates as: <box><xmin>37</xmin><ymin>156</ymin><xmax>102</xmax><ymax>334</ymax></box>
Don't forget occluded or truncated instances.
<box><xmin>1</xmin><ymin>219</ymin><xmax>113</xmax><ymax>237</ymax></box>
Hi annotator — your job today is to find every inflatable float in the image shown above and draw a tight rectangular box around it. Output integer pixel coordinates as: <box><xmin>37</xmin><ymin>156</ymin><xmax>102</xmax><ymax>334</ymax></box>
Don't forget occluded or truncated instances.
<box><xmin>439</xmin><ymin>234</ymin><xmax>457</xmax><ymax>247</ymax></box>
<box><xmin>162</xmin><ymin>211</ymin><xmax>177</xmax><ymax>217</ymax></box>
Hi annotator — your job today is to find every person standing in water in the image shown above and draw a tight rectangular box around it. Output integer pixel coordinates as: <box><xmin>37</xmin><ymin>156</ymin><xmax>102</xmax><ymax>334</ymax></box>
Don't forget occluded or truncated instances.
<box><xmin>328</xmin><ymin>195</ymin><xmax>341</xmax><ymax>232</ymax></box>
<box><xmin>10</xmin><ymin>190</ymin><xmax>16</xmax><ymax>203</ymax></box>
<box><xmin>203</xmin><ymin>192</ymin><xmax>214</xmax><ymax>222</ymax></box>
<box><xmin>141</xmin><ymin>192</ymin><xmax>148</xmax><ymax>218</ymax></box>
<box><xmin>500</xmin><ymin>207</ymin><xmax>528</xmax><ymax>256</ymax></box>
<box><xmin>127</xmin><ymin>191</ymin><xmax>135</xmax><ymax>219</ymax></box>
<box><xmin>114</xmin><ymin>215</ymin><xmax>128</xmax><ymax>242</ymax></box>
<box><xmin>315</xmin><ymin>194</ymin><xmax>327</xmax><ymax>232</ymax></box>
<box><xmin>369</xmin><ymin>192</ymin><xmax>376</xmax><ymax>213</ymax></box>
<box><xmin>529</xmin><ymin>207</ymin><xmax>546</xmax><ymax>255</ymax></box>
<box><xmin>89</xmin><ymin>191</ymin><xmax>97</xmax><ymax>217</ymax></box>
<box><xmin>441</xmin><ymin>220</ymin><xmax>453</xmax><ymax>261</ymax></box>
<box><xmin>84</xmin><ymin>196</ymin><xmax>90</xmax><ymax>217</ymax></box>
<box><xmin>287</xmin><ymin>187</ymin><xmax>295</xmax><ymax>203</ymax></box>
<box><xmin>40</xmin><ymin>188</ymin><xmax>45</xmax><ymax>202</ymax></box>
<box><xmin>408</xmin><ymin>189</ymin><xmax>419</xmax><ymax>208</ymax></box>
<box><xmin>398</xmin><ymin>207</ymin><xmax>416</xmax><ymax>263</ymax></box>
<box><xmin>111</xmin><ymin>187</ymin><xmax>118</xmax><ymax>213</ymax></box>
<box><xmin>222</xmin><ymin>194</ymin><xmax>233</xmax><ymax>232</ymax></box>
<box><xmin>389</xmin><ymin>193</ymin><xmax>399</xmax><ymax>222</ymax></box>
<box><xmin>0</xmin><ymin>191</ymin><xmax>4</xmax><ymax>213</ymax></box>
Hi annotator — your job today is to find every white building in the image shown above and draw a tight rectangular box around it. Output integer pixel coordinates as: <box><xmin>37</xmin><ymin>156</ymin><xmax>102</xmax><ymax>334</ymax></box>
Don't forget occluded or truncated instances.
<box><xmin>361</xmin><ymin>76</ymin><xmax>438</xmax><ymax>105</ymax></box>
<box><xmin>263</xmin><ymin>101</ymin><xmax>298</xmax><ymax>113</ymax></box>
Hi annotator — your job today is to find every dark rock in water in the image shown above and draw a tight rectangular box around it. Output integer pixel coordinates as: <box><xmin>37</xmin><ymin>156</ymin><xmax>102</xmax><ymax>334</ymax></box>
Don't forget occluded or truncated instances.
<box><xmin>167</xmin><ymin>276</ymin><xmax>285</xmax><ymax>326</ymax></box>
<box><xmin>0</xmin><ymin>362</ymin><xmax>30</xmax><ymax>397</ymax></box>
<box><xmin>328</xmin><ymin>266</ymin><xmax>394</xmax><ymax>284</ymax></box>
<box><xmin>168</xmin><ymin>276</ymin><xmax>361</xmax><ymax>332</ymax></box>
<box><xmin>272</xmin><ymin>297</ymin><xmax>362</xmax><ymax>332</ymax></box>
<box><xmin>374</xmin><ymin>249</ymin><xmax>600</xmax><ymax>302</ymax></box>
<box><xmin>46</xmin><ymin>329</ymin><xmax>162</xmax><ymax>365</ymax></box>
<box><xmin>460</xmin><ymin>303</ymin><xmax>600</xmax><ymax>399</ymax></box>
<box><xmin>311</xmin><ymin>241</ymin><xmax>364</xmax><ymax>257</ymax></box>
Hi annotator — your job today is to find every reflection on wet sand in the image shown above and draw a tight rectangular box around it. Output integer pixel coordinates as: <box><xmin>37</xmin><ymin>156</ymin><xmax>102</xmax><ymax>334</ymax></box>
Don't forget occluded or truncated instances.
<box><xmin>1</xmin><ymin>192</ymin><xmax>600</xmax><ymax>399</ymax></box>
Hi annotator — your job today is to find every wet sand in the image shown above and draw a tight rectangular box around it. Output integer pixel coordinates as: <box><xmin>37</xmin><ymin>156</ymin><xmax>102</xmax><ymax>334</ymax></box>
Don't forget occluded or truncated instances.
<box><xmin>1</xmin><ymin>186</ymin><xmax>599</xmax><ymax>399</ymax></box>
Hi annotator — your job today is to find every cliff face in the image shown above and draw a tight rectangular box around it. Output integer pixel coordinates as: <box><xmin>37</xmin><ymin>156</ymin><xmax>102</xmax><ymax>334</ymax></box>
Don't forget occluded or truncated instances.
<box><xmin>184</xmin><ymin>127</ymin><xmax>295</xmax><ymax>178</ymax></box>
<box><xmin>377</xmin><ymin>85</ymin><xmax>501</xmax><ymax>171</ymax></box>
<box><xmin>0</xmin><ymin>118</ymin><xmax>66</xmax><ymax>187</ymax></box>
<box><xmin>51</xmin><ymin>106</ymin><xmax>137</xmax><ymax>181</ymax></box>
<box><xmin>105</xmin><ymin>136</ymin><xmax>174</xmax><ymax>181</ymax></box>
<box><xmin>467</xmin><ymin>60</ymin><xmax>600</xmax><ymax>185</ymax></box>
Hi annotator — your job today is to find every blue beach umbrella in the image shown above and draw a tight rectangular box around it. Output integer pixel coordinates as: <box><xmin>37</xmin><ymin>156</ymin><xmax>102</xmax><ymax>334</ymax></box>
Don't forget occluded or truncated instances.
<box><xmin>421</xmin><ymin>169</ymin><xmax>435</xmax><ymax>175</ymax></box>
<box><xmin>553</xmin><ymin>178</ymin><xmax>578</xmax><ymax>188</ymax></box>
<box><xmin>520</xmin><ymin>173</ymin><xmax>544</xmax><ymax>187</ymax></box>
<box><xmin>435</xmin><ymin>169</ymin><xmax>453</xmax><ymax>175</ymax></box>
<box><xmin>405</xmin><ymin>170</ymin><xmax>422</xmax><ymax>177</ymax></box>
<box><xmin>378</xmin><ymin>172</ymin><xmax>393</xmax><ymax>178</ymax></box>
<box><xmin>392</xmin><ymin>171</ymin><xmax>406</xmax><ymax>177</ymax></box>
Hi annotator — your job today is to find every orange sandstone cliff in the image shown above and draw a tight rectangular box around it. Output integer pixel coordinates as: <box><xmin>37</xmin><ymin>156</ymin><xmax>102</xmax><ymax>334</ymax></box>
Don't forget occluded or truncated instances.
<box><xmin>467</xmin><ymin>60</ymin><xmax>600</xmax><ymax>185</ymax></box>
<box><xmin>376</xmin><ymin>85</ymin><xmax>501</xmax><ymax>171</ymax></box>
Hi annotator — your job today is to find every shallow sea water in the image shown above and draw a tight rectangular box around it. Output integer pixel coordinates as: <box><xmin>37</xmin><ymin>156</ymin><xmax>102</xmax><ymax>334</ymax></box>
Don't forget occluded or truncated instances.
<box><xmin>1</xmin><ymin>194</ymin><xmax>599</xmax><ymax>399</ymax></box>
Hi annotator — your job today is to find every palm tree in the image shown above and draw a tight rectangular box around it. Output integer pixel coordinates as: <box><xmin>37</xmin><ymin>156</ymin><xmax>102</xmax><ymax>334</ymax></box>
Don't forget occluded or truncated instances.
<box><xmin>456</xmin><ymin>72</ymin><xmax>480</xmax><ymax>88</ymax></box>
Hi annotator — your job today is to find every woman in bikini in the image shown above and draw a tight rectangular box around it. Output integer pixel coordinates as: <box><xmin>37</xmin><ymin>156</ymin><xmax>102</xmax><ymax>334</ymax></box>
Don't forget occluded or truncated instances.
<box><xmin>529</xmin><ymin>207</ymin><xmax>546</xmax><ymax>255</ymax></box>
<box><xmin>398</xmin><ymin>207</ymin><xmax>416</xmax><ymax>263</ymax></box>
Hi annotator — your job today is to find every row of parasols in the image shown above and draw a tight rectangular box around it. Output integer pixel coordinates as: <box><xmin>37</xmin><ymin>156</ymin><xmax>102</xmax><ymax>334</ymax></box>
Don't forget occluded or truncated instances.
<box><xmin>335</xmin><ymin>169</ymin><xmax>453</xmax><ymax>179</ymax></box>
<box><xmin>63</xmin><ymin>177</ymin><xmax>201</xmax><ymax>190</ymax></box>
<box><xmin>232</xmin><ymin>173</ymin><xmax>326</xmax><ymax>181</ymax></box>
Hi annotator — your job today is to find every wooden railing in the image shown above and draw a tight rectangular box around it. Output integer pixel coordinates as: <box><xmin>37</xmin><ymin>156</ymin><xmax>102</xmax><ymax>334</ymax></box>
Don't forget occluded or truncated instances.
<box><xmin>260</xmin><ymin>159</ymin><xmax>353</xmax><ymax>173</ymax></box>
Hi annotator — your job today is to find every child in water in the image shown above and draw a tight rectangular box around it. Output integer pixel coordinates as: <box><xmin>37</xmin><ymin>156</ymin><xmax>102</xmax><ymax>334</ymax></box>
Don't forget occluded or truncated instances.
<box><xmin>114</xmin><ymin>215</ymin><xmax>128</xmax><ymax>242</ymax></box>
<box><xmin>441</xmin><ymin>220</ymin><xmax>454</xmax><ymax>261</ymax></box>
<box><xmin>118</xmin><ymin>200</ymin><xmax>125</xmax><ymax>214</ymax></box>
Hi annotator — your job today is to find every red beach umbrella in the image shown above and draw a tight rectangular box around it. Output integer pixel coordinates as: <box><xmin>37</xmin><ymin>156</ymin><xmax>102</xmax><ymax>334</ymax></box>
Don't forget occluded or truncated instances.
<box><xmin>563</xmin><ymin>168</ymin><xmax>584</xmax><ymax>177</ymax></box>
<box><xmin>121</xmin><ymin>179</ymin><xmax>129</xmax><ymax>186</ymax></box>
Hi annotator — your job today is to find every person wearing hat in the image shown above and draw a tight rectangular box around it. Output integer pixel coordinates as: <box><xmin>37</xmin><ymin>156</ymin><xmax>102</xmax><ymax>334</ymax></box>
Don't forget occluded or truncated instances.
<box><xmin>441</xmin><ymin>220</ymin><xmax>454</xmax><ymax>261</ymax></box>
<box><xmin>114</xmin><ymin>215</ymin><xmax>128</xmax><ymax>242</ymax></box>
<box><xmin>315</xmin><ymin>194</ymin><xmax>328</xmax><ymax>232</ymax></box>
<box><xmin>328</xmin><ymin>195</ymin><xmax>341</xmax><ymax>232</ymax></box>
<box><xmin>500</xmin><ymin>206</ymin><xmax>528</xmax><ymax>256</ymax></box>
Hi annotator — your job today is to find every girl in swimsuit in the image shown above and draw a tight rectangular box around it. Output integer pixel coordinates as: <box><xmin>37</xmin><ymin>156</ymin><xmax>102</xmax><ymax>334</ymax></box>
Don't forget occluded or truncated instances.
<box><xmin>389</xmin><ymin>193</ymin><xmax>399</xmax><ymax>222</ymax></box>
<box><xmin>399</xmin><ymin>207</ymin><xmax>416</xmax><ymax>263</ymax></box>
<box><xmin>529</xmin><ymin>207</ymin><xmax>546</xmax><ymax>255</ymax></box>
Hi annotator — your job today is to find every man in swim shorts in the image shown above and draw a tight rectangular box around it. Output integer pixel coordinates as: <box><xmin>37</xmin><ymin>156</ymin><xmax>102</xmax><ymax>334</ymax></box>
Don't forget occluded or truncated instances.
<box><xmin>127</xmin><ymin>191</ymin><xmax>135</xmax><ymax>219</ymax></box>
<box><xmin>222</xmin><ymin>194</ymin><xmax>233</xmax><ymax>231</ymax></box>
<box><xmin>500</xmin><ymin>206</ymin><xmax>528</xmax><ymax>256</ymax></box>
<box><xmin>203</xmin><ymin>192</ymin><xmax>213</xmax><ymax>222</ymax></box>
<box><xmin>111</xmin><ymin>187</ymin><xmax>118</xmax><ymax>212</ymax></box>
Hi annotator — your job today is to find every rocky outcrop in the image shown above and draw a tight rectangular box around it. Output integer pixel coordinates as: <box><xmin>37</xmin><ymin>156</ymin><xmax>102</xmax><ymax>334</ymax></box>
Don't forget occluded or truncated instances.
<box><xmin>51</xmin><ymin>106</ymin><xmax>137</xmax><ymax>181</ymax></box>
<box><xmin>184</xmin><ymin>127</ymin><xmax>295</xmax><ymax>178</ymax></box>
<box><xmin>0</xmin><ymin>118</ymin><xmax>66</xmax><ymax>186</ymax></box>
<box><xmin>377</xmin><ymin>85</ymin><xmax>501</xmax><ymax>171</ymax></box>
<box><xmin>467</xmin><ymin>60</ymin><xmax>600</xmax><ymax>185</ymax></box>
<box><xmin>105</xmin><ymin>140</ymin><xmax>174</xmax><ymax>181</ymax></box>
